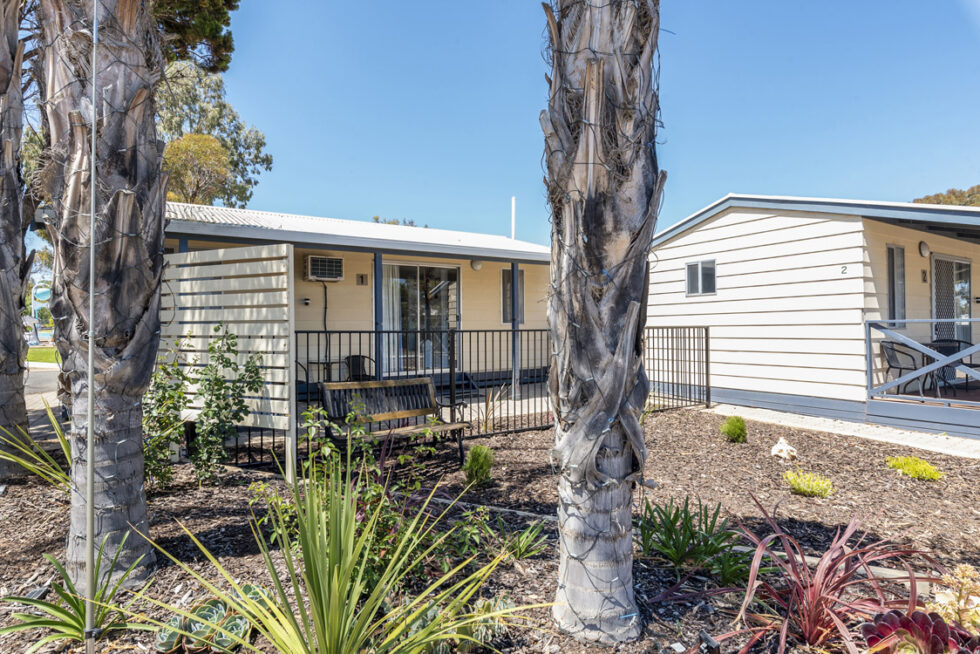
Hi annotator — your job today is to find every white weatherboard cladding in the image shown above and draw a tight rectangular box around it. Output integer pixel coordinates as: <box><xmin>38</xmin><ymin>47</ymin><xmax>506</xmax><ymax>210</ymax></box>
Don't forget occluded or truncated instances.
<box><xmin>648</xmin><ymin>209</ymin><xmax>868</xmax><ymax>402</ymax></box>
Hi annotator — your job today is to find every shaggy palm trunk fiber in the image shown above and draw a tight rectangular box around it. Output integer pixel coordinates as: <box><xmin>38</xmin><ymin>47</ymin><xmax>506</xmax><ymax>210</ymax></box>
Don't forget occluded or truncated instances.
<box><xmin>0</xmin><ymin>0</ymin><xmax>31</xmax><ymax>480</ymax></box>
<box><xmin>541</xmin><ymin>0</ymin><xmax>664</xmax><ymax>644</ymax></box>
<box><xmin>39</xmin><ymin>0</ymin><xmax>166</xmax><ymax>588</ymax></box>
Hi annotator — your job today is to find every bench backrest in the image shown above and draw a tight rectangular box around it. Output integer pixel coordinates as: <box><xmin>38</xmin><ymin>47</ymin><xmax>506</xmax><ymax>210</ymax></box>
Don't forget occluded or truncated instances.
<box><xmin>319</xmin><ymin>377</ymin><xmax>438</xmax><ymax>424</ymax></box>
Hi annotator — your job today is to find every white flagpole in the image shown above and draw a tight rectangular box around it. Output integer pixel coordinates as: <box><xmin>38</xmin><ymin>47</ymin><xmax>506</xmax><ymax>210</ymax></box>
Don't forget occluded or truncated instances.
<box><xmin>84</xmin><ymin>1</ymin><xmax>98</xmax><ymax>652</ymax></box>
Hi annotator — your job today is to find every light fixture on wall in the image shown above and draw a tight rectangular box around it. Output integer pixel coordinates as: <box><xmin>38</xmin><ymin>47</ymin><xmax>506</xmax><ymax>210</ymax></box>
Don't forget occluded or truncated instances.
<box><xmin>918</xmin><ymin>241</ymin><xmax>931</xmax><ymax>258</ymax></box>
<box><xmin>303</xmin><ymin>298</ymin><xmax>311</xmax><ymax>306</ymax></box>
<box><xmin>470</xmin><ymin>260</ymin><xmax>484</xmax><ymax>271</ymax></box>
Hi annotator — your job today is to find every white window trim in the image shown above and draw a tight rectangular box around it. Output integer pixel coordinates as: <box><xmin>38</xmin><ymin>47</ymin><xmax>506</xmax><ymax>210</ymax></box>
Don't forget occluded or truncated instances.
<box><xmin>685</xmin><ymin>259</ymin><xmax>717</xmax><ymax>297</ymax></box>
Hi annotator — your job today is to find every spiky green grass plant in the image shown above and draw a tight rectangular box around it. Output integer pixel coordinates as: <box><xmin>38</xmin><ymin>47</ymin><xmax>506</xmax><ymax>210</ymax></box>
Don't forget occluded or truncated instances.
<box><xmin>133</xmin><ymin>446</ymin><xmax>538</xmax><ymax>653</ymax></box>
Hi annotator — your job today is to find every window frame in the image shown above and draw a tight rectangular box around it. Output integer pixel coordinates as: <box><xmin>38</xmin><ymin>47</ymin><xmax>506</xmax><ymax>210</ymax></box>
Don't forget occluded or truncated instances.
<box><xmin>886</xmin><ymin>244</ymin><xmax>906</xmax><ymax>329</ymax></box>
<box><xmin>685</xmin><ymin>259</ymin><xmax>717</xmax><ymax>297</ymax></box>
<box><xmin>501</xmin><ymin>268</ymin><xmax>525</xmax><ymax>325</ymax></box>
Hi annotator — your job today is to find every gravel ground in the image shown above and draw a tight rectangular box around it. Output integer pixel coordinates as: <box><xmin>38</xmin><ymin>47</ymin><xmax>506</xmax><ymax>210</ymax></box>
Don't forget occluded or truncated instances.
<box><xmin>2</xmin><ymin>407</ymin><xmax>978</xmax><ymax>653</ymax></box>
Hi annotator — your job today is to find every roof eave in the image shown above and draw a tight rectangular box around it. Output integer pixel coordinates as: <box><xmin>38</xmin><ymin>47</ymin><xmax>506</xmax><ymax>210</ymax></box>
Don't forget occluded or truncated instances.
<box><xmin>166</xmin><ymin>220</ymin><xmax>551</xmax><ymax>264</ymax></box>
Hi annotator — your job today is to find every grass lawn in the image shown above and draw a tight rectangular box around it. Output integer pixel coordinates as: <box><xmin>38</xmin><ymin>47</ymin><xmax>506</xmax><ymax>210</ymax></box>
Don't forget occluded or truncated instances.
<box><xmin>26</xmin><ymin>346</ymin><xmax>60</xmax><ymax>364</ymax></box>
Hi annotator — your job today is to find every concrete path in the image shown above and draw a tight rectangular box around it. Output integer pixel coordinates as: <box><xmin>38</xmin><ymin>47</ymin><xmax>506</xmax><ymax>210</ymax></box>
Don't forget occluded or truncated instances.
<box><xmin>708</xmin><ymin>403</ymin><xmax>980</xmax><ymax>460</ymax></box>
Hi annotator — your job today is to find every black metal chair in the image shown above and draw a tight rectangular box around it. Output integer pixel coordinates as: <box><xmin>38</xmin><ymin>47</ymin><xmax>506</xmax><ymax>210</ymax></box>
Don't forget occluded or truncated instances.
<box><xmin>880</xmin><ymin>340</ymin><xmax>934</xmax><ymax>396</ymax></box>
<box><xmin>344</xmin><ymin>354</ymin><xmax>375</xmax><ymax>382</ymax></box>
<box><xmin>929</xmin><ymin>339</ymin><xmax>978</xmax><ymax>391</ymax></box>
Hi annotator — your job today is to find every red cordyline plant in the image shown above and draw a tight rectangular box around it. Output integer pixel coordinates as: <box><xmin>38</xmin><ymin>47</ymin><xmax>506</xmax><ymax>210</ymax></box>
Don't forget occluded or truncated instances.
<box><xmin>861</xmin><ymin>610</ymin><xmax>980</xmax><ymax>653</ymax></box>
<box><xmin>727</xmin><ymin>497</ymin><xmax>941</xmax><ymax>654</ymax></box>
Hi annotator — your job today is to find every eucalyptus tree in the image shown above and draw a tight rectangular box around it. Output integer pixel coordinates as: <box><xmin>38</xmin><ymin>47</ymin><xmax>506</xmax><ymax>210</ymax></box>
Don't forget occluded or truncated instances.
<box><xmin>0</xmin><ymin>0</ymin><xmax>31</xmax><ymax>480</ymax></box>
<box><xmin>541</xmin><ymin>0</ymin><xmax>665</xmax><ymax>644</ymax></box>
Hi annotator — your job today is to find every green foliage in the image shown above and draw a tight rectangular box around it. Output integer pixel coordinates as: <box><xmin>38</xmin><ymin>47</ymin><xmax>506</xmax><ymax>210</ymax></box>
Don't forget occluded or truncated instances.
<box><xmin>163</xmin><ymin>133</ymin><xmax>233</xmax><ymax>205</ymax></box>
<box><xmin>154</xmin><ymin>1</ymin><xmax>238</xmax><ymax>73</ymax></box>
<box><xmin>634</xmin><ymin>497</ymin><xmax>752</xmax><ymax>585</ymax></box>
<box><xmin>0</xmin><ymin>533</ymin><xmax>149</xmax><ymax>653</ymax></box>
<box><xmin>914</xmin><ymin>184</ymin><xmax>980</xmax><ymax>207</ymax></box>
<box><xmin>502</xmin><ymin>521</ymin><xmax>548</xmax><ymax>560</ymax></box>
<box><xmin>158</xmin><ymin>61</ymin><xmax>273</xmax><ymax>207</ymax></box>
<box><xmin>134</xmin><ymin>442</ymin><xmax>527</xmax><ymax>654</ymax></box>
<box><xmin>143</xmin><ymin>341</ymin><xmax>192</xmax><ymax>491</ymax></box>
<box><xmin>191</xmin><ymin>324</ymin><xmax>263</xmax><ymax>484</ymax></box>
<box><xmin>0</xmin><ymin>402</ymin><xmax>71</xmax><ymax>493</ymax></box>
<box><xmin>720</xmin><ymin>415</ymin><xmax>747</xmax><ymax>443</ymax></box>
<box><xmin>886</xmin><ymin>455</ymin><xmax>944</xmax><ymax>481</ymax></box>
<box><xmin>462</xmin><ymin>445</ymin><xmax>494</xmax><ymax>486</ymax></box>
<box><xmin>784</xmin><ymin>469</ymin><xmax>834</xmax><ymax>498</ymax></box>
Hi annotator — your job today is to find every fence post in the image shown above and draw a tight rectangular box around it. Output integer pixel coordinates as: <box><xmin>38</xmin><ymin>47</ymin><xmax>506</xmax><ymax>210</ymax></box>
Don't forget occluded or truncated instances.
<box><xmin>704</xmin><ymin>326</ymin><xmax>711</xmax><ymax>408</ymax></box>
<box><xmin>448</xmin><ymin>327</ymin><xmax>457</xmax><ymax>423</ymax></box>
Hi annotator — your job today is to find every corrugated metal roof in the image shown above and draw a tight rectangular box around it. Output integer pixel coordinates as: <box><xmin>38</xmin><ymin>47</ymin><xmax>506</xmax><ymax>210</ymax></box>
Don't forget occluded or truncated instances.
<box><xmin>165</xmin><ymin>202</ymin><xmax>551</xmax><ymax>263</ymax></box>
<box><xmin>652</xmin><ymin>194</ymin><xmax>980</xmax><ymax>248</ymax></box>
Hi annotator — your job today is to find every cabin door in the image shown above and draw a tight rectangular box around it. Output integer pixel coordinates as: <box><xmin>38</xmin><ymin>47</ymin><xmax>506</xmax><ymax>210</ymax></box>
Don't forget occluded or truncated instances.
<box><xmin>932</xmin><ymin>255</ymin><xmax>971</xmax><ymax>341</ymax></box>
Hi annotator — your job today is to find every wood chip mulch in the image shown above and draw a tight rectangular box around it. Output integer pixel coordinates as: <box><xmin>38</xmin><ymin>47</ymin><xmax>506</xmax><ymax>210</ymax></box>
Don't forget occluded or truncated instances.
<box><xmin>1</xmin><ymin>407</ymin><xmax>978</xmax><ymax>653</ymax></box>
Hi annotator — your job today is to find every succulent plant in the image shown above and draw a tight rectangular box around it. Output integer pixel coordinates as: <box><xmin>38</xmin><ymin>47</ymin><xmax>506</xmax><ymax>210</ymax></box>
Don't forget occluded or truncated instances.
<box><xmin>860</xmin><ymin>610</ymin><xmax>980</xmax><ymax>653</ymax></box>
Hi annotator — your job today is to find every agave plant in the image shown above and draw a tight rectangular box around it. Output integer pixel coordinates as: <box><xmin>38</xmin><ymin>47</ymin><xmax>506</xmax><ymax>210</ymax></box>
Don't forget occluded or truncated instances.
<box><xmin>860</xmin><ymin>610</ymin><xmax>980</xmax><ymax>653</ymax></box>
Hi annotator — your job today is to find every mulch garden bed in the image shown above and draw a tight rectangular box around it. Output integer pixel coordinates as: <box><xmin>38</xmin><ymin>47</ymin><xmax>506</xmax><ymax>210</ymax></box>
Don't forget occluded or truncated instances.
<box><xmin>2</xmin><ymin>407</ymin><xmax>978</xmax><ymax>653</ymax></box>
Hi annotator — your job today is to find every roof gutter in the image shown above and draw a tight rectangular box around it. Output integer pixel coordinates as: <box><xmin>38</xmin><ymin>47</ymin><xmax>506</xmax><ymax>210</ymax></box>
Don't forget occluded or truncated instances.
<box><xmin>166</xmin><ymin>220</ymin><xmax>551</xmax><ymax>264</ymax></box>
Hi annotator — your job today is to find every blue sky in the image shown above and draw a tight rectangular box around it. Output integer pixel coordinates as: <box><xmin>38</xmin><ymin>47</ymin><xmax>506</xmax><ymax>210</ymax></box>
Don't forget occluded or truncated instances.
<box><xmin>221</xmin><ymin>1</ymin><xmax>980</xmax><ymax>246</ymax></box>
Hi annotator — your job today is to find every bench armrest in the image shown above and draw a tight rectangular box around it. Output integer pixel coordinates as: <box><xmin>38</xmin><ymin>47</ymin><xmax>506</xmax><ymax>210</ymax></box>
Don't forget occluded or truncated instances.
<box><xmin>435</xmin><ymin>398</ymin><xmax>465</xmax><ymax>409</ymax></box>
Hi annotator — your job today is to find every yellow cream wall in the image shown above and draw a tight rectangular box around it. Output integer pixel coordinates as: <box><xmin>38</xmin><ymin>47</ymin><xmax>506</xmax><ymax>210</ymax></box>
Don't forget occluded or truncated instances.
<box><xmin>863</xmin><ymin>219</ymin><xmax>980</xmax><ymax>386</ymax></box>
<box><xmin>162</xmin><ymin>239</ymin><xmax>550</xmax><ymax>332</ymax></box>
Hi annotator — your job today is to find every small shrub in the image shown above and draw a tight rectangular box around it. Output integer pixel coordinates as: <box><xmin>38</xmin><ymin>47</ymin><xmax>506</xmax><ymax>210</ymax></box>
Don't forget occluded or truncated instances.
<box><xmin>784</xmin><ymin>469</ymin><xmax>834</xmax><ymax>498</ymax></box>
<box><xmin>887</xmin><ymin>455</ymin><xmax>944</xmax><ymax>481</ymax></box>
<box><xmin>462</xmin><ymin>445</ymin><xmax>493</xmax><ymax>486</ymax></box>
<box><xmin>142</xmin><ymin>339</ymin><xmax>192</xmax><ymax>491</ymax></box>
<box><xmin>720</xmin><ymin>415</ymin><xmax>747</xmax><ymax>443</ymax></box>
<box><xmin>927</xmin><ymin>563</ymin><xmax>980</xmax><ymax>635</ymax></box>
<box><xmin>503</xmin><ymin>520</ymin><xmax>548</xmax><ymax>560</ymax></box>
<box><xmin>634</xmin><ymin>497</ymin><xmax>752</xmax><ymax>585</ymax></box>
<box><xmin>191</xmin><ymin>324</ymin><xmax>263</xmax><ymax>484</ymax></box>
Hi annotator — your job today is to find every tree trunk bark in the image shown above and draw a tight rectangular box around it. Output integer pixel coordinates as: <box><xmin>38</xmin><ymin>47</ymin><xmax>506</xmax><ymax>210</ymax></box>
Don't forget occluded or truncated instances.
<box><xmin>0</xmin><ymin>0</ymin><xmax>31</xmax><ymax>480</ymax></box>
<box><xmin>38</xmin><ymin>0</ymin><xmax>166</xmax><ymax>589</ymax></box>
<box><xmin>541</xmin><ymin>0</ymin><xmax>664</xmax><ymax>644</ymax></box>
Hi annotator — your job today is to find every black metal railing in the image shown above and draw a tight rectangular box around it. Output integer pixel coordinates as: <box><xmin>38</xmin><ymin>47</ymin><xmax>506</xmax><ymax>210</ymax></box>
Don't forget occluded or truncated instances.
<box><xmin>295</xmin><ymin>328</ymin><xmax>554</xmax><ymax>442</ymax></box>
<box><xmin>643</xmin><ymin>326</ymin><xmax>710</xmax><ymax>411</ymax></box>
<box><xmin>221</xmin><ymin>325</ymin><xmax>710</xmax><ymax>469</ymax></box>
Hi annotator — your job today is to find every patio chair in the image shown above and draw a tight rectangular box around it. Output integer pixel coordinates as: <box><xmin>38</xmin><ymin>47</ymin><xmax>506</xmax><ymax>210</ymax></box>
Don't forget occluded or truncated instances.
<box><xmin>344</xmin><ymin>354</ymin><xmax>375</xmax><ymax>382</ymax></box>
<box><xmin>929</xmin><ymin>339</ymin><xmax>978</xmax><ymax>391</ymax></box>
<box><xmin>880</xmin><ymin>340</ymin><xmax>935</xmax><ymax>397</ymax></box>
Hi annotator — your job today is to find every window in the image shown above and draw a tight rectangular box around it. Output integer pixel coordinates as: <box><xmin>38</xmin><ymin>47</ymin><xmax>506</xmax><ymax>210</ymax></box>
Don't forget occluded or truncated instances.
<box><xmin>686</xmin><ymin>260</ymin><xmax>716</xmax><ymax>296</ymax></box>
<box><xmin>886</xmin><ymin>245</ymin><xmax>906</xmax><ymax>328</ymax></box>
<box><xmin>502</xmin><ymin>268</ymin><xmax>525</xmax><ymax>324</ymax></box>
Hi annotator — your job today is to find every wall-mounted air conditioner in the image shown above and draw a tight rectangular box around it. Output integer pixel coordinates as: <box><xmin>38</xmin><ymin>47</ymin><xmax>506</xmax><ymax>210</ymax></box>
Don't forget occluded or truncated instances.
<box><xmin>305</xmin><ymin>255</ymin><xmax>344</xmax><ymax>282</ymax></box>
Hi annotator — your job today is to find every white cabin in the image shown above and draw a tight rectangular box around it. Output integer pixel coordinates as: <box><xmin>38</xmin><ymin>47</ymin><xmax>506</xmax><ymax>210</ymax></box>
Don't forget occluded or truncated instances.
<box><xmin>648</xmin><ymin>194</ymin><xmax>980</xmax><ymax>439</ymax></box>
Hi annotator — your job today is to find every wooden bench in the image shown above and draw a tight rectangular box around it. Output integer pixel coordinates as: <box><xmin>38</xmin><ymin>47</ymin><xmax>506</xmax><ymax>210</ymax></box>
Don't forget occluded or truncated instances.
<box><xmin>318</xmin><ymin>377</ymin><xmax>469</xmax><ymax>465</ymax></box>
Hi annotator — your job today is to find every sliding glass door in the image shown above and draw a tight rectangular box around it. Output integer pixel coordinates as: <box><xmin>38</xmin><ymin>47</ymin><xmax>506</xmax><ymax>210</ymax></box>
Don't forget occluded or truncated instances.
<box><xmin>381</xmin><ymin>264</ymin><xmax>459</xmax><ymax>374</ymax></box>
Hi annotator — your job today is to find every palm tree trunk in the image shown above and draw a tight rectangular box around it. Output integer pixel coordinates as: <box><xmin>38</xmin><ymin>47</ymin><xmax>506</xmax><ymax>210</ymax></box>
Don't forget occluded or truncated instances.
<box><xmin>0</xmin><ymin>0</ymin><xmax>31</xmax><ymax>480</ymax></box>
<box><xmin>38</xmin><ymin>0</ymin><xmax>166</xmax><ymax>588</ymax></box>
<box><xmin>541</xmin><ymin>0</ymin><xmax>664</xmax><ymax>644</ymax></box>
